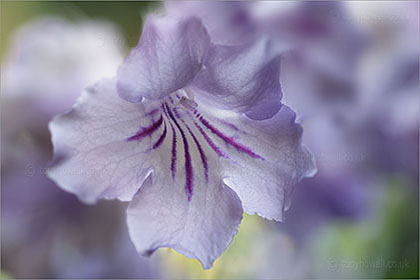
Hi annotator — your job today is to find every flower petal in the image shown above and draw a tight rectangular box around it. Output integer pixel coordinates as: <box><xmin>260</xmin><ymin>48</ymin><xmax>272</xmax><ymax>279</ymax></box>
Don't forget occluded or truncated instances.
<box><xmin>117</xmin><ymin>15</ymin><xmax>210</xmax><ymax>102</ymax></box>
<box><xmin>244</xmin><ymin>85</ymin><xmax>284</xmax><ymax>120</ymax></box>
<box><xmin>127</xmin><ymin>171</ymin><xmax>243</xmax><ymax>269</ymax></box>
<box><xmin>48</xmin><ymin>78</ymin><xmax>161</xmax><ymax>203</ymax></box>
<box><xmin>191</xmin><ymin>38</ymin><xmax>283</xmax><ymax>119</ymax></box>
<box><xmin>191</xmin><ymin>102</ymin><xmax>316</xmax><ymax>221</ymax></box>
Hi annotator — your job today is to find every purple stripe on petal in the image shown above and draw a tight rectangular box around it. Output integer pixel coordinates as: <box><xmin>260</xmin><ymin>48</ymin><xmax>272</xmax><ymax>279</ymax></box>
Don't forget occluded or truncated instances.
<box><xmin>164</xmin><ymin>104</ymin><xmax>194</xmax><ymax>201</ymax></box>
<box><xmin>127</xmin><ymin>115</ymin><xmax>163</xmax><ymax>142</ymax></box>
<box><xmin>199</xmin><ymin>116</ymin><xmax>264</xmax><ymax>159</ymax></box>
<box><xmin>170</xmin><ymin>122</ymin><xmax>177</xmax><ymax>179</ymax></box>
<box><xmin>184</xmin><ymin>121</ymin><xmax>209</xmax><ymax>183</ymax></box>
<box><xmin>217</xmin><ymin>119</ymin><xmax>241</xmax><ymax>131</ymax></box>
<box><xmin>161</xmin><ymin>105</ymin><xmax>177</xmax><ymax>179</ymax></box>
<box><xmin>152</xmin><ymin>121</ymin><xmax>167</xmax><ymax>149</ymax></box>
<box><xmin>193</xmin><ymin>120</ymin><xmax>228</xmax><ymax>158</ymax></box>
<box><xmin>145</xmin><ymin>108</ymin><xmax>160</xmax><ymax>116</ymax></box>
<box><xmin>174</xmin><ymin>108</ymin><xmax>209</xmax><ymax>183</ymax></box>
<box><xmin>172</xmin><ymin>107</ymin><xmax>183</xmax><ymax>120</ymax></box>
<box><xmin>183</xmin><ymin>132</ymin><xmax>193</xmax><ymax>201</ymax></box>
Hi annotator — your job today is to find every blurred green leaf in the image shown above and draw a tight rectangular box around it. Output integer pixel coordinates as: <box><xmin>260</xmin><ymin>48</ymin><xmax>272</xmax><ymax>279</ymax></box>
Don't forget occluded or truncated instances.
<box><xmin>311</xmin><ymin>178</ymin><xmax>419</xmax><ymax>278</ymax></box>
<box><xmin>0</xmin><ymin>271</ymin><xmax>12</xmax><ymax>280</ymax></box>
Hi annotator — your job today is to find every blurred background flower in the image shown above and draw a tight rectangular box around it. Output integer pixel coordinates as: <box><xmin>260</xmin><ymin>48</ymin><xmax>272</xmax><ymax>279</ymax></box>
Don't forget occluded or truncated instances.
<box><xmin>1</xmin><ymin>1</ymin><xmax>418</xmax><ymax>278</ymax></box>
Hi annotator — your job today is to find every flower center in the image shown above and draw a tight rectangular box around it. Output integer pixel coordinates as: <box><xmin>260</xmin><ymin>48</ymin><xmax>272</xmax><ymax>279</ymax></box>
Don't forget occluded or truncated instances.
<box><xmin>127</xmin><ymin>89</ymin><xmax>264</xmax><ymax>202</ymax></box>
<box><xmin>179</xmin><ymin>96</ymin><xmax>198</xmax><ymax>111</ymax></box>
<box><xmin>166</xmin><ymin>89</ymin><xmax>198</xmax><ymax>112</ymax></box>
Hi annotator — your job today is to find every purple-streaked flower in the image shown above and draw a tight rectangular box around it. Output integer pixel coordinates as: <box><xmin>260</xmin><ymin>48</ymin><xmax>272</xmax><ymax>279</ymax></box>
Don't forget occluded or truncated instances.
<box><xmin>48</xmin><ymin>12</ymin><xmax>315</xmax><ymax>268</ymax></box>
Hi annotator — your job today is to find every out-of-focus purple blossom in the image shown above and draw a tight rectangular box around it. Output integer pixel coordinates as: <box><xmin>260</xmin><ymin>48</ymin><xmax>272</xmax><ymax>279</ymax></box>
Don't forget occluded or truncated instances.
<box><xmin>252</xmin><ymin>2</ymin><xmax>366</xmax><ymax>76</ymax></box>
<box><xmin>279</xmin><ymin>1</ymin><xmax>418</xmax><ymax>242</ymax></box>
<box><xmin>1</xmin><ymin>17</ymin><xmax>124</xmax><ymax>120</ymax></box>
<box><xmin>260</xmin><ymin>2</ymin><xmax>367</xmax><ymax>122</ymax></box>
<box><xmin>47</xmin><ymin>7</ymin><xmax>316</xmax><ymax>268</ymax></box>
<box><xmin>280</xmin><ymin>173</ymin><xmax>372</xmax><ymax>244</ymax></box>
<box><xmin>165</xmin><ymin>1</ymin><xmax>258</xmax><ymax>46</ymax></box>
<box><xmin>346</xmin><ymin>1</ymin><xmax>419</xmax><ymax>179</ymax></box>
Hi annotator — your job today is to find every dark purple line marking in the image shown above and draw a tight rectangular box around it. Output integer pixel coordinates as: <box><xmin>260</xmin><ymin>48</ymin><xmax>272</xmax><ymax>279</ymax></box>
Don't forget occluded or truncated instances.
<box><xmin>186</xmin><ymin>125</ymin><xmax>209</xmax><ymax>183</ymax></box>
<box><xmin>169</xmin><ymin>122</ymin><xmax>177</xmax><ymax>179</ymax></box>
<box><xmin>172</xmin><ymin>107</ymin><xmax>182</xmax><ymax>119</ymax></box>
<box><xmin>193</xmin><ymin>120</ymin><xmax>228</xmax><ymax>158</ymax></box>
<box><xmin>164</xmin><ymin>103</ymin><xmax>194</xmax><ymax>201</ymax></box>
<box><xmin>194</xmin><ymin>110</ymin><xmax>241</xmax><ymax>132</ymax></box>
<box><xmin>173</xmin><ymin>108</ymin><xmax>209</xmax><ymax>183</ymax></box>
<box><xmin>198</xmin><ymin>116</ymin><xmax>264</xmax><ymax>159</ymax></box>
<box><xmin>161</xmin><ymin>106</ymin><xmax>177</xmax><ymax>179</ymax></box>
<box><xmin>152</xmin><ymin>121</ymin><xmax>167</xmax><ymax>149</ymax></box>
<box><xmin>145</xmin><ymin>108</ymin><xmax>160</xmax><ymax>116</ymax></box>
<box><xmin>217</xmin><ymin>119</ymin><xmax>241</xmax><ymax>131</ymax></box>
<box><xmin>127</xmin><ymin>115</ymin><xmax>163</xmax><ymax>142</ymax></box>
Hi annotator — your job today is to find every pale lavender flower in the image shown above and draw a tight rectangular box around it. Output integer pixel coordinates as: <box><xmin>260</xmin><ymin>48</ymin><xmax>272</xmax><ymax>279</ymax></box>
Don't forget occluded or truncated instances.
<box><xmin>48</xmin><ymin>12</ymin><xmax>316</xmax><ymax>268</ymax></box>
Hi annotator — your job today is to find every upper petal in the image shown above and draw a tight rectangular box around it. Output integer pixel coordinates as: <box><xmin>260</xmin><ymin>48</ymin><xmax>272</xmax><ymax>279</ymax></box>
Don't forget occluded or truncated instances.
<box><xmin>117</xmin><ymin>15</ymin><xmax>210</xmax><ymax>102</ymax></box>
<box><xmin>191</xmin><ymin>38</ymin><xmax>283</xmax><ymax>119</ymax></box>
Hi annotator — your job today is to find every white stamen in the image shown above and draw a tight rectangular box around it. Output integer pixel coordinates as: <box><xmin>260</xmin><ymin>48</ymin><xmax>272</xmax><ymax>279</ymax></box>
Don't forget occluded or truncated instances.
<box><xmin>180</xmin><ymin>96</ymin><xmax>198</xmax><ymax>111</ymax></box>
